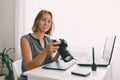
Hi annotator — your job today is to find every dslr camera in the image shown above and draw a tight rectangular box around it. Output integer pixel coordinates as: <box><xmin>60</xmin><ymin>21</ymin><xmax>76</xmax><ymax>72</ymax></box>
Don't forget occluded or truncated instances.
<box><xmin>53</xmin><ymin>39</ymin><xmax>74</xmax><ymax>62</ymax></box>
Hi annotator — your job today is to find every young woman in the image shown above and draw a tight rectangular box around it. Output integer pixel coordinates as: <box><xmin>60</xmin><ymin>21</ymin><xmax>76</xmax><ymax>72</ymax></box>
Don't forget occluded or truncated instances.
<box><xmin>20</xmin><ymin>10</ymin><xmax>60</xmax><ymax>80</ymax></box>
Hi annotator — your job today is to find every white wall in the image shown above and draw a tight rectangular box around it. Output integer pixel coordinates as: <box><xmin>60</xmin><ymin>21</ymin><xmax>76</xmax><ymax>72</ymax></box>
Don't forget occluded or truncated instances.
<box><xmin>0</xmin><ymin>0</ymin><xmax>15</xmax><ymax>59</ymax></box>
<box><xmin>15</xmin><ymin>0</ymin><xmax>26</xmax><ymax>60</ymax></box>
<box><xmin>0</xmin><ymin>1</ymin><xmax>2</xmax><ymax>48</ymax></box>
<box><xmin>0</xmin><ymin>19</ymin><xmax>1</xmax><ymax>48</ymax></box>
<box><xmin>112</xmin><ymin>0</ymin><xmax>120</xmax><ymax>80</ymax></box>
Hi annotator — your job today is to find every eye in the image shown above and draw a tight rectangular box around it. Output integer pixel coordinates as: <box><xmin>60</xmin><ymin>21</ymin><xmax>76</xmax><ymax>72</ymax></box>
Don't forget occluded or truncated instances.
<box><xmin>41</xmin><ymin>18</ymin><xmax>45</xmax><ymax>21</ymax></box>
<box><xmin>48</xmin><ymin>20</ymin><xmax>52</xmax><ymax>23</ymax></box>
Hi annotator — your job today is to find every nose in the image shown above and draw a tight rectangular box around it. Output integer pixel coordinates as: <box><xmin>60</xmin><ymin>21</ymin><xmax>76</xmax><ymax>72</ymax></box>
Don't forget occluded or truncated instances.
<box><xmin>45</xmin><ymin>21</ymin><xmax>48</xmax><ymax>25</ymax></box>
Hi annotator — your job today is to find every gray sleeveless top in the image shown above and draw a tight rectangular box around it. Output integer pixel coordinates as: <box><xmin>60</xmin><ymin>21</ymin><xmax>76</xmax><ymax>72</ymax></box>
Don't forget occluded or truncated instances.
<box><xmin>22</xmin><ymin>33</ymin><xmax>52</xmax><ymax>72</ymax></box>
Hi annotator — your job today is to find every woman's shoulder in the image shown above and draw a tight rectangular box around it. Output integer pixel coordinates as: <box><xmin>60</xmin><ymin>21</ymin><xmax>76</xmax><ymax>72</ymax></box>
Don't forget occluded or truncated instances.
<box><xmin>21</xmin><ymin>33</ymin><xmax>36</xmax><ymax>44</ymax></box>
<box><xmin>21</xmin><ymin>33</ymin><xmax>32</xmax><ymax>40</ymax></box>
<box><xmin>22</xmin><ymin>33</ymin><xmax>31</xmax><ymax>37</ymax></box>
<box><xmin>44</xmin><ymin>34</ymin><xmax>51</xmax><ymax>41</ymax></box>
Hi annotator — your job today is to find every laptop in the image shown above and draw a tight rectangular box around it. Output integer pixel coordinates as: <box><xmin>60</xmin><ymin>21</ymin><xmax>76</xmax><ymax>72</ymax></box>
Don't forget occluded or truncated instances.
<box><xmin>77</xmin><ymin>35</ymin><xmax>116</xmax><ymax>67</ymax></box>
<box><xmin>42</xmin><ymin>60</ymin><xmax>76</xmax><ymax>70</ymax></box>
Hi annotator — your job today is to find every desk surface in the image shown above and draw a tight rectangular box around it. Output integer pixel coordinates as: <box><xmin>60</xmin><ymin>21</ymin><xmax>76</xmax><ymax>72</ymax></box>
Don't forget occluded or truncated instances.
<box><xmin>24</xmin><ymin>61</ymin><xmax>110</xmax><ymax>80</ymax></box>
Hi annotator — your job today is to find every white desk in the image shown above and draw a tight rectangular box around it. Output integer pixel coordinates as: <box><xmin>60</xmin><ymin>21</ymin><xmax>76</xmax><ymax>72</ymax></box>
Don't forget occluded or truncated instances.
<box><xmin>23</xmin><ymin>62</ymin><xmax>111</xmax><ymax>80</ymax></box>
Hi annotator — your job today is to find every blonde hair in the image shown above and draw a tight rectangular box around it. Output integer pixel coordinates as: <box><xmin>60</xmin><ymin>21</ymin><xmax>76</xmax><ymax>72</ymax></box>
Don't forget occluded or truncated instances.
<box><xmin>32</xmin><ymin>10</ymin><xmax>54</xmax><ymax>36</ymax></box>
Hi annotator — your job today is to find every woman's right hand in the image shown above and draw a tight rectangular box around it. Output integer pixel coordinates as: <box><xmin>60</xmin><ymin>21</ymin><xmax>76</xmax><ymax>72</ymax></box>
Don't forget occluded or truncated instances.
<box><xmin>45</xmin><ymin>40</ymin><xmax>60</xmax><ymax>54</ymax></box>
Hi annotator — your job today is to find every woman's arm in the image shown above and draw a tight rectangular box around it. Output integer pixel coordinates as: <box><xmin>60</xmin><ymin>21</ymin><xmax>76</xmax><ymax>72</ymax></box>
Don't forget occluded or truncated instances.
<box><xmin>52</xmin><ymin>52</ymin><xmax>60</xmax><ymax>61</ymax></box>
<box><xmin>21</xmin><ymin>37</ymin><xmax>50</xmax><ymax>71</ymax></box>
<box><xmin>51</xmin><ymin>40</ymin><xmax>61</xmax><ymax>61</ymax></box>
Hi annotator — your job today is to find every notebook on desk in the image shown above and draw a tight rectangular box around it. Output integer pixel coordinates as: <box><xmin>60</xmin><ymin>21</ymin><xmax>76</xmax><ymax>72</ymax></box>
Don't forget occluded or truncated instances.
<box><xmin>77</xmin><ymin>35</ymin><xmax>116</xmax><ymax>67</ymax></box>
<box><xmin>42</xmin><ymin>60</ymin><xmax>76</xmax><ymax>70</ymax></box>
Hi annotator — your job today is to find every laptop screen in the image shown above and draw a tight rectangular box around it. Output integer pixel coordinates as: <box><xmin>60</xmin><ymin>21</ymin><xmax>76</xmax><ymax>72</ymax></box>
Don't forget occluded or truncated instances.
<box><xmin>102</xmin><ymin>35</ymin><xmax>116</xmax><ymax>63</ymax></box>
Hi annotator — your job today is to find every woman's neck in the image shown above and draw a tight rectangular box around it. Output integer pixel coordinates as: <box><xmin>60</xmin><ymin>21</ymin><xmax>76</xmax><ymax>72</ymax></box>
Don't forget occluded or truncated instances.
<box><xmin>35</xmin><ymin>31</ymin><xmax>45</xmax><ymax>40</ymax></box>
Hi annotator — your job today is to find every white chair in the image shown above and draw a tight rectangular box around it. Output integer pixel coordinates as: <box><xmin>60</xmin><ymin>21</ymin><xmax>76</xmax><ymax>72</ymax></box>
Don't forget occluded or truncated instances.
<box><xmin>12</xmin><ymin>59</ymin><xmax>22</xmax><ymax>80</ymax></box>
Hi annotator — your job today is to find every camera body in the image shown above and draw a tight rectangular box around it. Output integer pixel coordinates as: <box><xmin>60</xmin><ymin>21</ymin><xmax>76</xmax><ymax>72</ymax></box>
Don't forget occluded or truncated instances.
<box><xmin>53</xmin><ymin>39</ymin><xmax>73</xmax><ymax>62</ymax></box>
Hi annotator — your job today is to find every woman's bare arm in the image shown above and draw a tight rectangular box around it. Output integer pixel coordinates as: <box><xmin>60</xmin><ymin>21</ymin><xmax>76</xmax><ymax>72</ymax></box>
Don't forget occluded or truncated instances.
<box><xmin>21</xmin><ymin>37</ymin><xmax>48</xmax><ymax>71</ymax></box>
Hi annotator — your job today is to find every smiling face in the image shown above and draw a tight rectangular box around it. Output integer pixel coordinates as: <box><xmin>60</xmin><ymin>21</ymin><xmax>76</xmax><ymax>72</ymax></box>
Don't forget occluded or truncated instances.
<box><xmin>32</xmin><ymin>10</ymin><xmax>54</xmax><ymax>35</ymax></box>
<box><xmin>37</xmin><ymin>13</ymin><xmax>52</xmax><ymax>34</ymax></box>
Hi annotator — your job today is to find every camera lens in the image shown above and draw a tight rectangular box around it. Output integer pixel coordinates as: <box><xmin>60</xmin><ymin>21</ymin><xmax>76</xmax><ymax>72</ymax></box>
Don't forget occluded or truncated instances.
<box><xmin>64</xmin><ymin>55</ymin><xmax>73</xmax><ymax>62</ymax></box>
